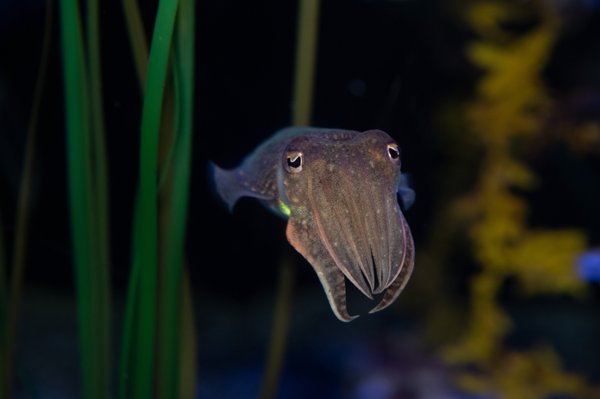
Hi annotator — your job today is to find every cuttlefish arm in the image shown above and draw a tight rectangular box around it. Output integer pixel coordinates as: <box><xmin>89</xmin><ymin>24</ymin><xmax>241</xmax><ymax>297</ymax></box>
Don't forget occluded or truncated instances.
<box><xmin>369</xmin><ymin>213</ymin><xmax>414</xmax><ymax>313</ymax></box>
<box><xmin>287</xmin><ymin>216</ymin><xmax>356</xmax><ymax>321</ymax></box>
<box><xmin>287</xmin><ymin>210</ymin><xmax>414</xmax><ymax>321</ymax></box>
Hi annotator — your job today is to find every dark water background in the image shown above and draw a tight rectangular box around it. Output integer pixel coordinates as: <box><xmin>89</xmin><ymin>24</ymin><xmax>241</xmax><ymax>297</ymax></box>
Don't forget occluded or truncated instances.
<box><xmin>1</xmin><ymin>0</ymin><xmax>600</xmax><ymax>398</ymax></box>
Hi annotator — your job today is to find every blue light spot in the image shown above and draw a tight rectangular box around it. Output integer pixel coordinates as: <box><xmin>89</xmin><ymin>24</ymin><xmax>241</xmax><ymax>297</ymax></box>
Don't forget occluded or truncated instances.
<box><xmin>577</xmin><ymin>250</ymin><xmax>600</xmax><ymax>282</ymax></box>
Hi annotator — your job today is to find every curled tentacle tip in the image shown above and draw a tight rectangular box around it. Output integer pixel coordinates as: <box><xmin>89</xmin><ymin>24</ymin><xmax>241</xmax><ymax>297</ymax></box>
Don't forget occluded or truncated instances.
<box><xmin>338</xmin><ymin>313</ymin><xmax>359</xmax><ymax>322</ymax></box>
<box><xmin>368</xmin><ymin>299</ymin><xmax>392</xmax><ymax>314</ymax></box>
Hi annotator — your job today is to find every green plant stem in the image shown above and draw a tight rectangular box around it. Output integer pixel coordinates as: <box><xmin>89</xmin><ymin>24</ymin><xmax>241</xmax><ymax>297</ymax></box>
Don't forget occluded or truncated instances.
<box><xmin>179</xmin><ymin>267</ymin><xmax>197</xmax><ymax>399</ymax></box>
<box><xmin>59</xmin><ymin>0</ymin><xmax>102</xmax><ymax>397</ymax></box>
<box><xmin>258</xmin><ymin>257</ymin><xmax>295</xmax><ymax>399</ymax></box>
<box><xmin>132</xmin><ymin>0</ymin><xmax>180</xmax><ymax>397</ymax></box>
<box><xmin>86</xmin><ymin>0</ymin><xmax>112</xmax><ymax>393</ymax></box>
<box><xmin>292</xmin><ymin>0</ymin><xmax>320</xmax><ymax>127</ymax></box>
<box><xmin>122</xmin><ymin>0</ymin><xmax>149</xmax><ymax>90</ymax></box>
<box><xmin>118</xmin><ymin>0</ymin><xmax>148</xmax><ymax>393</ymax></box>
<box><xmin>118</xmin><ymin>194</ymin><xmax>142</xmax><ymax>399</ymax></box>
<box><xmin>157</xmin><ymin>0</ymin><xmax>195</xmax><ymax>396</ymax></box>
<box><xmin>259</xmin><ymin>1</ymin><xmax>321</xmax><ymax>398</ymax></box>
<box><xmin>3</xmin><ymin>1</ymin><xmax>53</xmax><ymax>396</ymax></box>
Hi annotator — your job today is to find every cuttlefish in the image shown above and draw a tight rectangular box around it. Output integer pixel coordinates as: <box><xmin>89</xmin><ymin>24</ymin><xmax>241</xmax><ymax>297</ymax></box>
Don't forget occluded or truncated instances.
<box><xmin>210</xmin><ymin>127</ymin><xmax>415</xmax><ymax>321</ymax></box>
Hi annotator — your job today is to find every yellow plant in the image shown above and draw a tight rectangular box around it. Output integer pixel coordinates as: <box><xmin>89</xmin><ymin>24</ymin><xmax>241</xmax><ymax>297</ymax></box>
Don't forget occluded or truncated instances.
<box><xmin>456</xmin><ymin>347</ymin><xmax>593</xmax><ymax>399</ymax></box>
<box><xmin>441</xmin><ymin>1</ymin><xmax>597</xmax><ymax>398</ymax></box>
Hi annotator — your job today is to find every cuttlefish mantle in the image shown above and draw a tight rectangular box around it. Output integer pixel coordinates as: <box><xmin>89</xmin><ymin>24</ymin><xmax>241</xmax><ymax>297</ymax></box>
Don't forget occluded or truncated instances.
<box><xmin>210</xmin><ymin>127</ymin><xmax>415</xmax><ymax>321</ymax></box>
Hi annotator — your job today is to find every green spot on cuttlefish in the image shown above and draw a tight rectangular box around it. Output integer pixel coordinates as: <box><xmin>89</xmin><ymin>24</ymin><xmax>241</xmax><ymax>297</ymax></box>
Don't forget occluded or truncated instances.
<box><xmin>277</xmin><ymin>198</ymin><xmax>291</xmax><ymax>217</ymax></box>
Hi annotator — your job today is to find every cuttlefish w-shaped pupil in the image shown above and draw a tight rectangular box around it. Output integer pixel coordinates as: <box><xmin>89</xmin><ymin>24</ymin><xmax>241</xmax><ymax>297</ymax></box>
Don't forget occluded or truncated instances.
<box><xmin>387</xmin><ymin>143</ymin><xmax>400</xmax><ymax>160</ymax></box>
<box><xmin>286</xmin><ymin>152</ymin><xmax>303</xmax><ymax>172</ymax></box>
<box><xmin>210</xmin><ymin>127</ymin><xmax>415</xmax><ymax>322</ymax></box>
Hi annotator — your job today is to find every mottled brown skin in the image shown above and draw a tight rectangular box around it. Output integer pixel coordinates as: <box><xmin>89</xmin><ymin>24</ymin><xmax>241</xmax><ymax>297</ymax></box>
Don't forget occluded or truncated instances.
<box><xmin>211</xmin><ymin>127</ymin><xmax>415</xmax><ymax>321</ymax></box>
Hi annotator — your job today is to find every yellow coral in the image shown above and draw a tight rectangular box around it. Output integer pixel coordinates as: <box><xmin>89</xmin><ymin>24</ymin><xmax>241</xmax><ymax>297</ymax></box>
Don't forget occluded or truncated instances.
<box><xmin>441</xmin><ymin>1</ymin><xmax>594</xmax><ymax>398</ymax></box>
<box><xmin>443</xmin><ymin>275</ymin><xmax>510</xmax><ymax>365</ymax></box>
<box><xmin>455</xmin><ymin>348</ymin><xmax>597</xmax><ymax>399</ymax></box>
<box><xmin>465</xmin><ymin>2</ymin><xmax>526</xmax><ymax>41</ymax></box>
<box><xmin>507</xmin><ymin>230</ymin><xmax>587</xmax><ymax>295</ymax></box>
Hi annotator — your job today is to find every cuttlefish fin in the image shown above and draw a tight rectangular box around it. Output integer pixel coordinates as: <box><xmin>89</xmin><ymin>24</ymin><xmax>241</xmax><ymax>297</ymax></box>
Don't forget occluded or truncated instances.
<box><xmin>286</xmin><ymin>218</ymin><xmax>358</xmax><ymax>322</ymax></box>
<box><xmin>369</xmin><ymin>214</ymin><xmax>415</xmax><ymax>314</ymax></box>
<box><xmin>398</xmin><ymin>174</ymin><xmax>415</xmax><ymax>210</ymax></box>
<box><xmin>210</xmin><ymin>162</ymin><xmax>270</xmax><ymax>212</ymax></box>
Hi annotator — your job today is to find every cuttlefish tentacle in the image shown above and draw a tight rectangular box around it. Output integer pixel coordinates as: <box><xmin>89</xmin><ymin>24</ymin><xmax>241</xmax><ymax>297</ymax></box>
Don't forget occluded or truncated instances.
<box><xmin>369</xmin><ymin>213</ymin><xmax>415</xmax><ymax>313</ymax></box>
<box><xmin>286</xmin><ymin>214</ymin><xmax>358</xmax><ymax>322</ymax></box>
<box><xmin>381</xmin><ymin>191</ymin><xmax>401</xmax><ymax>290</ymax></box>
<box><xmin>340</xmin><ymin>174</ymin><xmax>376</xmax><ymax>291</ymax></box>
<box><xmin>366</xmin><ymin>177</ymin><xmax>389</xmax><ymax>293</ymax></box>
<box><xmin>306</xmin><ymin>174</ymin><xmax>372</xmax><ymax>299</ymax></box>
<box><xmin>330</xmin><ymin>193</ymin><xmax>373</xmax><ymax>292</ymax></box>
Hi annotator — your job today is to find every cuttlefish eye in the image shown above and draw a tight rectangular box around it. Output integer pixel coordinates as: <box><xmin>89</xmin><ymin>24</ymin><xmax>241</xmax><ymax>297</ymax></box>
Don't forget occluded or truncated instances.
<box><xmin>387</xmin><ymin>143</ymin><xmax>400</xmax><ymax>161</ymax></box>
<box><xmin>285</xmin><ymin>151</ymin><xmax>303</xmax><ymax>173</ymax></box>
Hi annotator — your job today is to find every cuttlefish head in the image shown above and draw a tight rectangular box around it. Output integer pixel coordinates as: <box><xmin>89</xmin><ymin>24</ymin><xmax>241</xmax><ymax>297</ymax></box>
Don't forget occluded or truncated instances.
<box><xmin>279</xmin><ymin>129</ymin><xmax>415</xmax><ymax>321</ymax></box>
